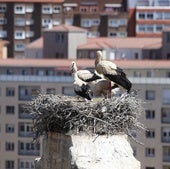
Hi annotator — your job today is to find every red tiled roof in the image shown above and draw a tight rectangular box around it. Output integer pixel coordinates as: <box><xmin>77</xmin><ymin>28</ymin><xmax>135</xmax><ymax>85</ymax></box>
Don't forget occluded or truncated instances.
<box><xmin>44</xmin><ymin>24</ymin><xmax>87</xmax><ymax>32</ymax></box>
<box><xmin>0</xmin><ymin>0</ymin><xmax>64</xmax><ymax>2</ymax></box>
<box><xmin>0</xmin><ymin>59</ymin><xmax>170</xmax><ymax>69</ymax></box>
<box><xmin>27</xmin><ymin>36</ymin><xmax>162</xmax><ymax>50</ymax></box>
<box><xmin>78</xmin><ymin>37</ymin><xmax>161</xmax><ymax>49</ymax></box>
<box><xmin>26</xmin><ymin>37</ymin><xmax>43</xmax><ymax>49</ymax></box>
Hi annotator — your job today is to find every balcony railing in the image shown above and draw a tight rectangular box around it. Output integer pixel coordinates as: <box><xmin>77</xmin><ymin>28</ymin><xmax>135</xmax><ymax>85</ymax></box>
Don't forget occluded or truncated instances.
<box><xmin>0</xmin><ymin>75</ymin><xmax>73</xmax><ymax>83</ymax></box>
<box><xmin>163</xmin><ymin>155</ymin><xmax>170</xmax><ymax>162</ymax></box>
<box><xmin>18</xmin><ymin>131</ymin><xmax>35</xmax><ymax>137</ymax></box>
<box><xmin>129</xmin><ymin>77</ymin><xmax>170</xmax><ymax>84</ymax></box>
<box><xmin>162</xmin><ymin>137</ymin><xmax>170</xmax><ymax>143</ymax></box>
<box><xmin>18</xmin><ymin>149</ymin><xmax>40</xmax><ymax>156</ymax></box>
<box><xmin>1</xmin><ymin>75</ymin><xmax>170</xmax><ymax>84</ymax></box>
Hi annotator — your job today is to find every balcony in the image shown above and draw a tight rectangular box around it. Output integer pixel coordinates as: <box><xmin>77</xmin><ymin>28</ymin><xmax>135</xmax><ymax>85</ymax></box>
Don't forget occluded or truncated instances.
<box><xmin>163</xmin><ymin>155</ymin><xmax>170</xmax><ymax>162</ymax></box>
<box><xmin>162</xmin><ymin>137</ymin><xmax>170</xmax><ymax>143</ymax></box>
<box><xmin>129</xmin><ymin>77</ymin><xmax>170</xmax><ymax>84</ymax></box>
<box><xmin>1</xmin><ymin>75</ymin><xmax>170</xmax><ymax>84</ymax></box>
<box><xmin>0</xmin><ymin>75</ymin><xmax>73</xmax><ymax>83</ymax></box>
<box><xmin>18</xmin><ymin>149</ymin><xmax>40</xmax><ymax>156</ymax></box>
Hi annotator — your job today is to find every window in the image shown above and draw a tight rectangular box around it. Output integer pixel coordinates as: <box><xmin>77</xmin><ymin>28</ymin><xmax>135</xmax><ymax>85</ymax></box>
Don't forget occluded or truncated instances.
<box><xmin>19</xmin><ymin>122</ymin><xmax>33</xmax><ymax>137</ymax></box>
<box><xmin>6</xmin><ymin>88</ymin><xmax>15</xmax><ymax>96</ymax></box>
<box><xmin>62</xmin><ymin>86</ymin><xmax>74</xmax><ymax>96</ymax></box>
<box><xmin>42</xmin><ymin>5</ymin><xmax>52</xmax><ymax>14</ymax></box>
<box><xmin>26</xmin><ymin>31</ymin><xmax>34</xmax><ymax>38</ymax></box>
<box><xmin>81</xmin><ymin>19</ymin><xmax>91</xmax><ymax>27</ymax></box>
<box><xmin>162</xmin><ymin>107</ymin><xmax>170</xmax><ymax>123</ymax></box>
<box><xmin>46</xmin><ymin>88</ymin><xmax>56</xmax><ymax>94</ymax></box>
<box><xmin>134</xmin><ymin>52</ymin><xmax>139</xmax><ymax>59</ymax></box>
<box><xmin>145</xmin><ymin>148</ymin><xmax>155</xmax><ymax>157</ymax></box>
<box><xmin>26</xmin><ymin>18</ymin><xmax>34</xmax><ymax>25</ymax></box>
<box><xmin>0</xmin><ymin>30</ymin><xmax>7</xmax><ymax>38</ymax></box>
<box><xmin>146</xmin><ymin>129</ymin><xmax>155</xmax><ymax>138</ymax></box>
<box><xmin>162</xmin><ymin>127</ymin><xmax>170</xmax><ymax>142</ymax></box>
<box><xmin>14</xmin><ymin>31</ymin><xmax>25</xmax><ymax>39</ymax></box>
<box><xmin>145</xmin><ymin>167</ymin><xmax>155</xmax><ymax>169</ymax></box>
<box><xmin>146</xmin><ymin>90</ymin><xmax>155</xmax><ymax>100</ymax></box>
<box><xmin>53</xmin><ymin>19</ymin><xmax>61</xmax><ymax>26</ymax></box>
<box><xmin>42</xmin><ymin>18</ymin><xmax>52</xmax><ymax>28</ymax></box>
<box><xmin>56</xmin><ymin>33</ymin><xmax>64</xmax><ymax>43</ymax></box>
<box><xmin>146</xmin><ymin>71</ymin><xmax>154</xmax><ymax>77</ymax></box>
<box><xmin>18</xmin><ymin>141</ymin><xmax>40</xmax><ymax>156</ymax></box>
<box><xmin>15</xmin><ymin>18</ymin><xmax>25</xmax><ymax>26</ymax></box>
<box><xmin>147</xmin><ymin>13</ymin><xmax>154</xmax><ymax>19</ymax></box>
<box><xmin>65</xmin><ymin>18</ymin><xmax>73</xmax><ymax>25</ymax></box>
<box><xmin>138</xmin><ymin>13</ymin><xmax>145</xmax><ymax>19</ymax></box>
<box><xmin>0</xmin><ymin>18</ymin><xmax>7</xmax><ymax>25</ymax></box>
<box><xmin>108</xmin><ymin>19</ymin><xmax>118</xmax><ymax>27</ymax></box>
<box><xmin>26</xmin><ymin>4</ymin><xmax>34</xmax><ymax>13</ymax></box>
<box><xmin>6</xmin><ymin>106</ymin><xmax>15</xmax><ymax>115</ymax></box>
<box><xmin>119</xmin><ymin>19</ymin><xmax>127</xmax><ymax>26</ymax></box>
<box><xmin>155</xmin><ymin>12</ymin><xmax>163</xmax><ymax>19</ymax></box>
<box><xmin>146</xmin><ymin>110</ymin><xmax>155</xmax><ymax>119</ymax></box>
<box><xmin>6</xmin><ymin>160</ymin><xmax>14</xmax><ymax>169</ymax></box>
<box><xmin>155</xmin><ymin>25</ymin><xmax>163</xmax><ymax>32</ymax></box>
<box><xmin>0</xmin><ymin>4</ymin><xmax>6</xmax><ymax>12</ymax></box>
<box><xmin>137</xmin><ymin>25</ymin><xmax>145</xmax><ymax>32</ymax></box>
<box><xmin>109</xmin><ymin>32</ymin><xmax>117</xmax><ymax>37</ymax></box>
<box><xmin>14</xmin><ymin>4</ymin><xmax>25</xmax><ymax>14</ymax></box>
<box><xmin>53</xmin><ymin>5</ymin><xmax>61</xmax><ymax>13</ymax></box>
<box><xmin>15</xmin><ymin>44</ymin><xmax>25</xmax><ymax>52</ymax></box>
<box><xmin>6</xmin><ymin>142</ymin><xmax>15</xmax><ymax>151</ymax></box>
<box><xmin>163</xmin><ymin>89</ymin><xmax>170</xmax><ymax>104</ymax></box>
<box><xmin>163</xmin><ymin>146</ymin><xmax>170</xmax><ymax>162</ymax></box>
<box><xmin>167</xmin><ymin>32</ymin><xmax>170</xmax><ymax>43</ymax></box>
<box><xmin>146</xmin><ymin>25</ymin><xmax>154</xmax><ymax>32</ymax></box>
<box><xmin>18</xmin><ymin>159</ymin><xmax>34</xmax><ymax>169</ymax></box>
<box><xmin>133</xmin><ymin>71</ymin><xmax>141</xmax><ymax>77</ymax></box>
<box><xmin>7</xmin><ymin>69</ymin><xmax>13</xmax><ymax>75</ymax></box>
<box><xmin>92</xmin><ymin>19</ymin><xmax>100</xmax><ymax>26</ymax></box>
<box><xmin>19</xmin><ymin>86</ymin><xmax>40</xmax><ymax>101</ymax></box>
<box><xmin>118</xmin><ymin>32</ymin><xmax>127</xmax><ymax>37</ymax></box>
<box><xmin>164</xmin><ymin>12</ymin><xmax>170</xmax><ymax>19</ymax></box>
<box><xmin>6</xmin><ymin>124</ymin><xmax>15</xmax><ymax>133</ymax></box>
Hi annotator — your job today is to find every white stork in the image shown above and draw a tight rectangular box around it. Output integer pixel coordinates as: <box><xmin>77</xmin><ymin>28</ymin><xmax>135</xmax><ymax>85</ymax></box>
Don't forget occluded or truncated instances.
<box><xmin>71</xmin><ymin>61</ymin><xmax>119</xmax><ymax>99</ymax></box>
<box><xmin>95</xmin><ymin>51</ymin><xmax>132</xmax><ymax>97</ymax></box>
<box><xmin>71</xmin><ymin>61</ymin><xmax>101</xmax><ymax>82</ymax></box>
<box><xmin>71</xmin><ymin>62</ymin><xmax>93</xmax><ymax>101</ymax></box>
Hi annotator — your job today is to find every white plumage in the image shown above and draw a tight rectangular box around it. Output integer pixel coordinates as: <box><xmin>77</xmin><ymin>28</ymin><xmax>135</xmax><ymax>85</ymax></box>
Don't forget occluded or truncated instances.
<box><xmin>71</xmin><ymin>62</ymin><xmax>93</xmax><ymax>100</ymax></box>
<box><xmin>71</xmin><ymin>61</ymin><xmax>118</xmax><ymax>99</ymax></box>
<box><xmin>71</xmin><ymin>61</ymin><xmax>101</xmax><ymax>82</ymax></box>
<box><xmin>95</xmin><ymin>51</ymin><xmax>132</xmax><ymax>93</ymax></box>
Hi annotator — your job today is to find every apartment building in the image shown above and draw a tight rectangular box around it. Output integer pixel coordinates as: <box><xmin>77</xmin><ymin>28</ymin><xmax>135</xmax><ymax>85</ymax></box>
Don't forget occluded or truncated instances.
<box><xmin>0</xmin><ymin>58</ymin><xmax>170</xmax><ymax>169</ymax></box>
<box><xmin>27</xmin><ymin>24</ymin><xmax>170</xmax><ymax>60</ymax></box>
<box><xmin>128</xmin><ymin>0</ymin><xmax>170</xmax><ymax>37</ymax></box>
<box><xmin>0</xmin><ymin>0</ymin><xmax>127</xmax><ymax>58</ymax></box>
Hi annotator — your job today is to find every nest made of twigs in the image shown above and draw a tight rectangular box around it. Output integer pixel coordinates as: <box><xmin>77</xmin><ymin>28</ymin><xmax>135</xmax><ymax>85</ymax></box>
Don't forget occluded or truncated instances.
<box><xmin>27</xmin><ymin>90</ymin><xmax>145</xmax><ymax>143</ymax></box>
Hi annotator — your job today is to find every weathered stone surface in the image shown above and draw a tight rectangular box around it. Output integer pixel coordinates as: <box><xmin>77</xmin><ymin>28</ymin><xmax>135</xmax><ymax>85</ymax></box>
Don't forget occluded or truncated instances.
<box><xmin>35</xmin><ymin>133</ymin><xmax>140</xmax><ymax>169</ymax></box>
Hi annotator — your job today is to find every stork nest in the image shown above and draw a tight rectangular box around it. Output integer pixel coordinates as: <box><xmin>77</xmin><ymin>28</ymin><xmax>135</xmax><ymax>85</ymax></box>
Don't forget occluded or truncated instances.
<box><xmin>27</xmin><ymin>90</ymin><xmax>145</xmax><ymax>143</ymax></box>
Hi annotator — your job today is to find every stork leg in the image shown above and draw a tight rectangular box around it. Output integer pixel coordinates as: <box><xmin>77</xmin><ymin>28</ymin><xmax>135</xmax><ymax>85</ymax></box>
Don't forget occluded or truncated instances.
<box><xmin>108</xmin><ymin>82</ymin><xmax>112</xmax><ymax>98</ymax></box>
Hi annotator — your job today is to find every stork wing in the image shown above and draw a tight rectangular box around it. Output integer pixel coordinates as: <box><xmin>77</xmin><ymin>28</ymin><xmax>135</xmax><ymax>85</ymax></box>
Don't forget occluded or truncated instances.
<box><xmin>77</xmin><ymin>70</ymin><xmax>101</xmax><ymax>82</ymax></box>
<box><xmin>97</xmin><ymin>60</ymin><xmax>117</xmax><ymax>75</ymax></box>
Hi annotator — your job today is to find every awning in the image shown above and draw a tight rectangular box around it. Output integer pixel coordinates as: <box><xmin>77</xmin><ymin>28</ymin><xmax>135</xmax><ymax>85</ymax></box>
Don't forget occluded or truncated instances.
<box><xmin>63</xmin><ymin>3</ymin><xmax>78</xmax><ymax>7</ymax></box>
<box><xmin>105</xmin><ymin>4</ymin><xmax>122</xmax><ymax>8</ymax></box>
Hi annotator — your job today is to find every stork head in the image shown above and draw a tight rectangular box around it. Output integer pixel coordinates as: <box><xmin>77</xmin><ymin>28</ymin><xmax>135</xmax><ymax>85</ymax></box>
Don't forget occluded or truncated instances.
<box><xmin>95</xmin><ymin>50</ymin><xmax>103</xmax><ymax>66</ymax></box>
<box><xmin>71</xmin><ymin>61</ymin><xmax>77</xmax><ymax>74</ymax></box>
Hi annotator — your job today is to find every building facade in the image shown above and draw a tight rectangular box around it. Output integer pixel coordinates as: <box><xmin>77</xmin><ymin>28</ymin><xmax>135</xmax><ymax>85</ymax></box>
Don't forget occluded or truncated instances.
<box><xmin>25</xmin><ymin>24</ymin><xmax>164</xmax><ymax>60</ymax></box>
<box><xmin>128</xmin><ymin>0</ymin><xmax>170</xmax><ymax>37</ymax></box>
<box><xmin>0</xmin><ymin>0</ymin><xmax>127</xmax><ymax>58</ymax></box>
<box><xmin>0</xmin><ymin>59</ymin><xmax>170</xmax><ymax>169</ymax></box>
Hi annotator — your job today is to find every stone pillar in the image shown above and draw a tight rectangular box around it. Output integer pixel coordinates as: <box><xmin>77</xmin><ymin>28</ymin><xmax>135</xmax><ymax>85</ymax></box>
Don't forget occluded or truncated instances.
<box><xmin>35</xmin><ymin>133</ymin><xmax>141</xmax><ymax>169</ymax></box>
